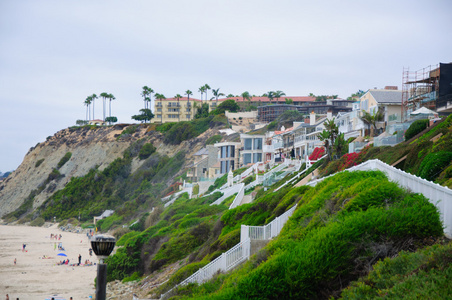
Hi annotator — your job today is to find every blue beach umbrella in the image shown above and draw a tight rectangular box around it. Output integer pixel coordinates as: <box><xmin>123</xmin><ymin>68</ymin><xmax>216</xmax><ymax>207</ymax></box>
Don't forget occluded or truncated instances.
<box><xmin>57</xmin><ymin>253</ymin><xmax>67</xmax><ymax>257</ymax></box>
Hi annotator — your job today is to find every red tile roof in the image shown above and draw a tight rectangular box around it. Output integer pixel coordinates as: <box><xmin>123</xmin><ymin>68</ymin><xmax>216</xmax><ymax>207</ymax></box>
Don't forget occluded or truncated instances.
<box><xmin>155</xmin><ymin>96</ymin><xmax>316</xmax><ymax>103</ymax></box>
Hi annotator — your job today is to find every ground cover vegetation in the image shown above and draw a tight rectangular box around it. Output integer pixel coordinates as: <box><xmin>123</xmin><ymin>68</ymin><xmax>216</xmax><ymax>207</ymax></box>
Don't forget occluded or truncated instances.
<box><xmin>165</xmin><ymin>170</ymin><xmax>443</xmax><ymax>299</ymax></box>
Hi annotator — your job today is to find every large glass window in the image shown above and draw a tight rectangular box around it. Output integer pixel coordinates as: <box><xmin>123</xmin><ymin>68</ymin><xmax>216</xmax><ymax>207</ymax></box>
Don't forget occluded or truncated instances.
<box><xmin>244</xmin><ymin>138</ymin><xmax>252</xmax><ymax>150</ymax></box>
<box><xmin>253</xmin><ymin>138</ymin><xmax>262</xmax><ymax>150</ymax></box>
<box><xmin>253</xmin><ymin>153</ymin><xmax>262</xmax><ymax>163</ymax></box>
<box><xmin>243</xmin><ymin>153</ymin><xmax>252</xmax><ymax>165</ymax></box>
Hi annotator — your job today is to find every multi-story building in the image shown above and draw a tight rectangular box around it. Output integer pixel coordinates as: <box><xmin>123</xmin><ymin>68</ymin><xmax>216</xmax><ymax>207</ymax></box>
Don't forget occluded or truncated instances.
<box><xmin>214</xmin><ymin>142</ymin><xmax>241</xmax><ymax>174</ymax></box>
<box><xmin>240</xmin><ymin>134</ymin><xmax>265</xmax><ymax>166</ymax></box>
<box><xmin>186</xmin><ymin>145</ymin><xmax>219</xmax><ymax>182</ymax></box>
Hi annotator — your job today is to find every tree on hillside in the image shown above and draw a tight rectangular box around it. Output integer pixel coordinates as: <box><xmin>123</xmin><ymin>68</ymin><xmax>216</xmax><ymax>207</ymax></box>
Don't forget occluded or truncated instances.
<box><xmin>203</xmin><ymin>84</ymin><xmax>211</xmax><ymax>101</ymax></box>
<box><xmin>141</xmin><ymin>86</ymin><xmax>154</xmax><ymax>109</ymax></box>
<box><xmin>195</xmin><ymin>103</ymin><xmax>209</xmax><ymax>119</ymax></box>
<box><xmin>105</xmin><ymin>116</ymin><xmax>118</xmax><ymax>124</ymax></box>
<box><xmin>319</xmin><ymin>118</ymin><xmax>339</xmax><ymax>161</ymax></box>
<box><xmin>361</xmin><ymin>108</ymin><xmax>384</xmax><ymax>137</ymax></box>
<box><xmin>99</xmin><ymin>92</ymin><xmax>109</xmax><ymax>121</ymax></box>
<box><xmin>198</xmin><ymin>85</ymin><xmax>206</xmax><ymax>101</ymax></box>
<box><xmin>132</xmin><ymin>109</ymin><xmax>154</xmax><ymax>123</ymax></box>
<box><xmin>285</xmin><ymin>98</ymin><xmax>294</xmax><ymax>104</ymax></box>
<box><xmin>90</xmin><ymin>94</ymin><xmax>98</xmax><ymax>120</ymax></box>
<box><xmin>274</xmin><ymin>90</ymin><xmax>286</xmax><ymax>104</ymax></box>
<box><xmin>108</xmin><ymin>93</ymin><xmax>116</xmax><ymax>121</ymax></box>
<box><xmin>266</xmin><ymin>91</ymin><xmax>275</xmax><ymax>103</ymax></box>
<box><xmin>212</xmin><ymin>88</ymin><xmax>225</xmax><ymax>105</ymax></box>
<box><xmin>185</xmin><ymin>90</ymin><xmax>193</xmax><ymax>105</ymax></box>
<box><xmin>212</xmin><ymin>99</ymin><xmax>240</xmax><ymax>115</ymax></box>
<box><xmin>241</xmin><ymin>91</ymin><xmax>251</xmax><ymax>107</ymax></box>
<box><xmin>84</xmin><ymin>96</ymin><xmax>92</xmax><ymax>121</ymax></box>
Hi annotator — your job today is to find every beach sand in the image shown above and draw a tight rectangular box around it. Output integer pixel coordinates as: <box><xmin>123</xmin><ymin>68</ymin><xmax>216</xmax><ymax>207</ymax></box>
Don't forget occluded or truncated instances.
<box><xmin>0</xmin><ymin>223</ymin><xmax>97</xmax><ymax>300</ymax></box>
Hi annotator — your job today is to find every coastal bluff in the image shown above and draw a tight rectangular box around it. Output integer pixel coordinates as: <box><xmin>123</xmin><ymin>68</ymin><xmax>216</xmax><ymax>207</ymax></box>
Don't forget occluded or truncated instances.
<box><xmin>0</xmin><ymin>124</ymin><xmax>196</xmax><ymax>218</ymax></box>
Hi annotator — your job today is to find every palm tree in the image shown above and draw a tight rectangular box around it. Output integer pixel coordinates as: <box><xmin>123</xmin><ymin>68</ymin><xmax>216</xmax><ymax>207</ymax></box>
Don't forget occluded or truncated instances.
<box><xmin>90</xmin><ymin>94</ymin><xmax>98</xmax><ymax>120</ymax></box>
<box><xmin>212</xmin><ymin>88</ymin><xmax>225</xmax><ymax>106</ymax></box>
<box><xmin>267</xmin><ymin>91</ymin><xmax>275</xmax><ymax>104</ymax></box>
<box><xmin>185</xmin><ymin>90</ymin><xmax>193</xmax><ymax>103</ymax></box>
<box><xmin>99</xmin><ymin>92</ymin><xmax>109</xmax><ymax>121</ymax></box>
<box><xmin>204</xmin><ymin>84</ymin><xmax>211</xmax><ymax>101</ymax></box>
<box><xmin>274</xmin><ymin>90</ymin><xmax>286</xmax><ymax>104</ymax></box>
<box><xmin>84</xmin><ymin>97</ymin><xmax>91</xmax><ymax>121</ymax></box>
<box><xmin>141</xmin><ymin>86</ymin><xmax>150</xmax><ymax>109</ymax></box>
<box><xmin>241</xmin><ymin>91</ymin><xmax>251</xmax><ymax>108</ymax></box>
<box><xmin>174</xmin><ymin>94</ymin><xmax>182</xmax><ymax>121</ymax></box>
<box><xmin>198</xmin><ymin>86</ymin><xmax>205</xmax><ymax>101</ymax></box>
<box><xmin>108</xmin><ymin>93</ymin><xmax>116</xmax><ymax>120</ymax></box>
<box><xmin>360</xmin><ymin>108</ymin><xmax>384</xmax><ymax>137</ymax></box>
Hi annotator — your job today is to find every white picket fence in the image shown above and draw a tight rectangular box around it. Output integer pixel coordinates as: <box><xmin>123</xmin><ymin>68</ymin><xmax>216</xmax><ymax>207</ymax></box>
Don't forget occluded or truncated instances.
<box><xmin>240</xmin><ymin>204</ymin><xmax>297</xmax><ymax>241</ymax></box>
<box><xmin>306</xmin><ymin>159</ymin><xmax>452</xmax><ymax>237</ymax></box>
<box><xmin>161</xmin><ymin>204</ymin><xmax>298</xmax><ymax>299</ymax></box>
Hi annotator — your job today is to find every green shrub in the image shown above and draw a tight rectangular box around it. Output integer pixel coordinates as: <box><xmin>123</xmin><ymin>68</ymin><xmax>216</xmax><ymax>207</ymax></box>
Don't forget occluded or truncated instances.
<box><xmin>138</xmin><ymin>143</ymin><xmax>156</xmax><ymax>160</ymax></box>
<box><xmin>405</xmin><ymin>119</ymin><xmax>428</xmax><ymax>141</ymax></box>
<box><xmin>30</xmin><ymin>217</ymin><xmax>45</xmax><ymax>227</ymax></box>
<box><xmin>57</xmin><ymin>152</ymin><xmax>72</xmax><ymax>169</ymax></box>
<box><xmin>35</xmin><ymin>158</ymin><xmax>45</xmax><ymax>168</ymax></box>
<box><xmin>193</xmin><ymin>184</ymin><xmax>199</xmax><ymax>195</ymax></box>
<box><xmin>243</xmin><ymin>176</ymin><xmax>254</xmax><ymax>185</ymax></box>
<box><xmin>122</xmin><ymin>271</ymin><xmax>141</xmax><ymax>283</ymax></box>
<box><xmin>417</xmin><ymin>151</ymin><xmax>452</xmax><ymax>181</ymax></box>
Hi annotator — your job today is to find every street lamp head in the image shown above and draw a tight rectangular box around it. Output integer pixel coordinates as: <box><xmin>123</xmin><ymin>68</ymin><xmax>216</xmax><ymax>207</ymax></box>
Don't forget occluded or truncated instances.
<box><xmin>91</xmin><ymin>234</ymin><xmax>116</xmax><ymax>260</ymax></box>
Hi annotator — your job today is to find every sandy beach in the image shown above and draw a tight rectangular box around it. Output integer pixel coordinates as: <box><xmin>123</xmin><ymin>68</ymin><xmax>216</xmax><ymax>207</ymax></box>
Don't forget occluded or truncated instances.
<box><xmin>0</xmin><ymin>224</ymin><xmax>97</xmax><ymax>300</ymax></box>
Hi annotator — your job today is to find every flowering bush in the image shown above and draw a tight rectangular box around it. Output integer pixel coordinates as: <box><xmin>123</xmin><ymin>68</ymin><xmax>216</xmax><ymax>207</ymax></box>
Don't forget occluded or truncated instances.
<box><xmin>309</xmin><ymin>147</ymin><xmax>325</xmax><ymax>160</ymax></box>
<box><xmin>338</xmin><ymin>152</ymin><xmax>360</xmax><ymax>171</ymax></box>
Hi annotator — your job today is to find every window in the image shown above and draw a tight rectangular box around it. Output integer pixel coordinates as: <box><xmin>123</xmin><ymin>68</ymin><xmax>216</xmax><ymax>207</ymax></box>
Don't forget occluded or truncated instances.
<box><xmin>253</xmin><ymin>153</ymin><xmax>262</xmax><ymax>163</ymax></box>
<box><xmin>253</xmin><ymin>138</ymin><xmax>262</xmax><ymax>150</ymax></box>
<box><xmin>244</xmin><ymin>138</ymin><xmax>252</xmax><ymax>150</ymax></box>
<box><xmin>157</xmin><ymin>114</ymin><xmax>162</xmax><ymax>118</ymax></box>
<box><xmin>221</xmin><ymin>146</ymin><xmax>226</xmax><ymax>158</ymax></box>
<box><xmin>221</xmin><ymin>160</ymin><xmax>232</xmax><ymax>173</ymax></box>
<box><xmin>202</xmin><ymin>168</ymin><xmax>207</xmax><ymax>174</ymax></box>
<box><xmin>243</xmin><ymin>153</ymin><xmax>252</xmax><ymax>165</ymax></box>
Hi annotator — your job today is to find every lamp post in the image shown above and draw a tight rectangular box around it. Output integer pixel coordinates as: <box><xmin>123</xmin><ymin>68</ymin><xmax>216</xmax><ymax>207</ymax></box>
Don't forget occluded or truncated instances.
<box><xmin>91</xmin><ymin>234</ymin><xmax>116</xmax><ymax>300</ymax></box>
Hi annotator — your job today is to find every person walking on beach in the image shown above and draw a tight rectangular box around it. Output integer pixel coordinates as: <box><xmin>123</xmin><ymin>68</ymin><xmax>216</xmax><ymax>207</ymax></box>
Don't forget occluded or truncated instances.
<box><xmin>22</xmin><ymin>243</ymin><xmax>26</xmax><ymax>252</ymax></box>
<box><xmin>14</xmin><ymin>258</ymin><xmax>16</xmax><ymax>265</ymax></box>
<box><xmin>78</xmin><ymin>254</ymin><xmax>81</xmax><ymax>266</ymax></box>
<box><xmin>5</xmin><ymin>294</ymin><xmax>9</xmax><ymax>300</ymax></box>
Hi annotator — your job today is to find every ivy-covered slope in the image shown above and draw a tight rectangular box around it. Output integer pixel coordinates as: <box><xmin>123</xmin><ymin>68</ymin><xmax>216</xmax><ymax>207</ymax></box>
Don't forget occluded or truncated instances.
<box><xmin>165</xmin><ymin>170</ymin><xmax>443</xmax><ymax>299</ymax></box>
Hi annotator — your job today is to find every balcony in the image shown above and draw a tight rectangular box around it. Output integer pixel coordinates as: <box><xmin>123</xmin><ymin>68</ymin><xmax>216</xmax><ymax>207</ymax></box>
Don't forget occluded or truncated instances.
<box><xmin>263</xmin><ymin>144</ymin><xmax>273</xmax><ymax>152</ymax></box>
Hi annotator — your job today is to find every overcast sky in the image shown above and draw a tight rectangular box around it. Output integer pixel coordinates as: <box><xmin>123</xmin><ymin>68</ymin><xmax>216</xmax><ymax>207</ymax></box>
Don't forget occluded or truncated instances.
<box><xmin>0</xmin><ymin>0</ymin><xmax>451</xmax><ymax>171</ymax></box>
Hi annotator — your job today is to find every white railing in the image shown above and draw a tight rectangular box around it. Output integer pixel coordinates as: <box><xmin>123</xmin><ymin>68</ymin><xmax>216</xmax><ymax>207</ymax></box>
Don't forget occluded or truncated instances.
<box><xmin>240</xmin><ymin>204</ymin><xmax>297</xmax><ymax>241</ymax></box>
<box><xmin>274</xmin><ymin>167</ymin><xmax>309</xmax><ymax>192</ymax></box>
<box><xmin>229</xmin><ymin>184</ymin><xmax>245</xmax><ymax>209</ymax></box>
<box><xmin>239</xmin><ymin>162</ymin><xmax>260</xmax><ymax>180</ymax></box>
<box><xmin>306</xmin><ymin>159</ymin><xmax>452</xmax><ymax>237</ymax></box>
<box><xmin>161</xmin><ymin>204</ymin><xmax>298</xmax><ymax>299</ymax></box>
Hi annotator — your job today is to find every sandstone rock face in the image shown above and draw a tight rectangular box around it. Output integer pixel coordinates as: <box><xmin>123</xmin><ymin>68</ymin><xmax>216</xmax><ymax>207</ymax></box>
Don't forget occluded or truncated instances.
<box><xmin>0</xmin><ymin>125</ymin><xmax>157</xmax><ymax>218</ymax></box>
<box><xmin>0</xmin><ymin>124</ymin><xmax>222</xmax><ymax>219</ymax></box>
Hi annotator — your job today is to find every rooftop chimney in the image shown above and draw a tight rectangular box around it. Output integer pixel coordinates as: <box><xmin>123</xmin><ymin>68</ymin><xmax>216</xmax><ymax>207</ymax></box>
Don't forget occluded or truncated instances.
<box><xmin>310</xmin><ymin>111</ymin><xmax>316</xmax><ymax>126</ymax></box>
<box><xmin>327</xmin><ymin>109</ymin><xmax>333</xmax><ymax>120</ymax></box>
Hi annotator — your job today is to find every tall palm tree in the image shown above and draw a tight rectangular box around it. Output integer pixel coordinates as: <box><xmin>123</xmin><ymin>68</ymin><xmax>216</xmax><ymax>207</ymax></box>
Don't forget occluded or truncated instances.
<box><xmin>147</xmin><ymin>87</ymin><xmax>154</xmax><ymax>110</ymax></box>
<box><xmin>274</xmin><ymin>90</ymin><xmax>286</xmax><ymax>104</ymax></box>
<box><xmin>84</xmin><ymin>97</ymin><xmax>91</xmax><ymax>121</ymax></box>
<box><xmin>90</xmin><ymin>94</ymin><xmax>98</xmax><ymax>120</ymax></box>
<box><xmin>212</xmin><ymin>88</ymin><xmax>225</xmax><ymax>106</ymax></box>
<box><xmin>141</xmin><ymin>86</ymin><xmax>150</xmax><ymax>109</ymax></box>
<box><xmin>204</xmin><ymin>84</ymin><xmax>211</xmax><ymax>101</ymax></box>
<box><xmin>99</xmin><ymin>92</ymin><xmax>109</xmax><ymax>121</ymax></box>
<box><xmin>198</xmin><ymin>86</ymin><xmax>205</xmax><ymax>101</ymax></box>
<box><xmin>108</xmin><ymin>93</ymin><xmax>116</xmax><ymax>119</ymax></box>
<box><xmin>185</xmin><ymin>90</ymin><xmax>193</xmax><ymax>103</ymax></box>
<box><xmin>174</xmin><ymin>94</ymin><xmax>182</xmax><ymax>121</ymax></box>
